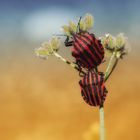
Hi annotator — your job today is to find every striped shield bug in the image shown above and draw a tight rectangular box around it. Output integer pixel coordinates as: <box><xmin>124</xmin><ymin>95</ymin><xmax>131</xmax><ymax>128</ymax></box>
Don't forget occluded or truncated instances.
<box><xmin>79</xmin><ymin>71</ymin><xmax>108</xmax><ymax>107</ymax></box>
<box><xmin>64</xmin><ymin>17</ymin><xmax>105</xmax><ymax>70</ymax></box>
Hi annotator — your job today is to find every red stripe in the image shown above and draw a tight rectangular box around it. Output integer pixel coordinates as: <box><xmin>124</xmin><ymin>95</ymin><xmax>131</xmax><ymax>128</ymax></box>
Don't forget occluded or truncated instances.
<box><xmin>81</xmin><ymin>78</ymin><xmax>88</xmax><ymax>100</ymax></box>
<box><xmin>82</xmin><ymin>34</ymin><xmax>104</xmax><ymax>65</ymax></box>
<box><xmin>84</xmin><ymin>33</ymin><xmax>104</xmax><ymax>54</ymax></box>
<box><xmin>78</xmin><ymin>35</ymin><xmax>103</xmax><ymax>61</ymax></box>
<box><xmin>79</xmin><ymin>34</ymin><xmax>91</xmax><ymax>44</ymax></box>
<box><xmin>101</xmin><ymin>84</ymin><xmax>105</xmax><ymax>102</ymax></box>
<box><xmin>92</xmin><ymin>72</ymin><xmax>100</xmax><ymax>106</ymax></box>
<box><xmin>72</xmin><ymin>48</ymin><xmax>88</xmax><ymax>68</ymax></box>
<box><xmin>75</xmin><ymin>37</ymin><xmax>97</xmax><ymax>67</ymax></box>
<box><xmin>95</xmin><ymin>74</ymin><xmax>102</xmax><ymax>105</ymax></box>
<box><xmin>85</xmin><ymin>73</ymin><xmax>93</xmax><ymax>105</ymax></box>
<box><xmin>82</xmin><ymin>75</ymin><xmax>91</xmax><ymax>105</ymax></box>
<box><xmin>95</xmin><ymin>38</ymin><xmax>104</xmax><ymax>52</ymax></box>
<box><xmin>82</xmin><ymin>89</ymin><xmax>89</xmax><ymax>104</ymax></box>
<box><xmin>74</xmin><ymin>42</ymin><xmax>95</xmax><ymax>68</ymax></box>
<box><xmin>73</xmin><ymin>43</ymin><xmax>90</xmax><ymax>67</ymax></box>
<box><xmin>76</xmin><ymin>36</ymin><xmax>100</xmax><ymax>62</ymax></box>
<box><xmin>89</xmin><ymin>72</ymin><xmax>97</xmax><ymax>106</ymax></box>
<box><xmin>98</xmin><ymin>74</ymin><xmax>103</xmax><ymax>97</ymax></box>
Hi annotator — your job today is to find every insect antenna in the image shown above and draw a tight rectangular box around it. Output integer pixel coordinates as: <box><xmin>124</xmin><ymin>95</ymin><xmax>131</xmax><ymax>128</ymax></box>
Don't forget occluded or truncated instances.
<box><xmin>76</xmin><ymin>16</ymin><xmax>82</xmax><ymax>33</ymax></box>
<box><xmin>53</xmin><ymin>34</ymin><xmax>67</xmax><ymax>37</ymax></box>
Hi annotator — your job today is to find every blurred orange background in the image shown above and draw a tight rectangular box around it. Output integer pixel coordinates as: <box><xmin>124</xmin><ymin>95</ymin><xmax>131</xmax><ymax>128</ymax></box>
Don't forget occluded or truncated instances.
<box><xmin>0</xmin><ymin>0</ymin><xmax>140</xmax><ymax>140</ymax></box>
<box><xmin>1</xmin><ymin>42</ymin><xmax>140</xmax><ymax>140</ymax></box>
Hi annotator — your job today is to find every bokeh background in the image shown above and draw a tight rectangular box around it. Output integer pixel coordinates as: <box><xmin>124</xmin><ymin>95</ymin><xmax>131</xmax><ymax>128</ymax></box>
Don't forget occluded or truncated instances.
<box><xmin>0</xmin><ymin>0</ymin><xmax>140</xmax><ymax>140</ymax></box>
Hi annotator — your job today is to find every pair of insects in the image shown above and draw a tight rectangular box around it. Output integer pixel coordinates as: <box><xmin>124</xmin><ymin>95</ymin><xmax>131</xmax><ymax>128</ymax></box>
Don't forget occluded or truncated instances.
<box><xmin>62</xmin><ymin>17</ymin><xmax>108</xmax><ymax>107</ymax></box>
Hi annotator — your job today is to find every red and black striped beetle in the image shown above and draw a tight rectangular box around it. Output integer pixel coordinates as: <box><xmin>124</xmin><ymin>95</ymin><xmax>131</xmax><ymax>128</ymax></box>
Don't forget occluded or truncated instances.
<box><xmin>64</xmin><ymin>23</ymin><xmax>104</xmax><ymax>70</ymax></box>
<box><xmin>79</xmin><ymin>71</ymin><xmax>108</xmax><ymax>106</ymax></box>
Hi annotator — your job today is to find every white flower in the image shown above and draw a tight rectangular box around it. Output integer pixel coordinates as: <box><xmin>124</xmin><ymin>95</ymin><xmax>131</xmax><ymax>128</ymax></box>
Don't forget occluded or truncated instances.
<box><xmin>101</xmin><ymin>34</ymin><xmax>116</xmax><ymax>49</ymax></box>
<box><xmin>80</xmin><ymin>19</ymin><xmax>87</xmax><ymax>31</ymax></box>
<box><xmin>116</xmin><ymin>33</ymin><xmax>126</xmax><ymax>49</ymax></box>
<box><xmin>101</xmin><ymin>33</ymin><xmax>130</xmax><ymax>59</ymax></box>
<box><xmin>35</xmin><ymin>37</ymin><xmax>60</xmax><ymax>59</ymax></box>
<box><xmin>35</xmin><ymin>47</ymin><xmax>49</xmax><ymax>59</ymax></box>
<box><xmin>49</xmin><ymin>37</ymin><xmax>60</xmax><ymax>51</ymax></box>
<box><xmin>83</xmin><ymin>13</ymin><xmax>94</xmax><ymax>30</ymax></box>
<box><xmin>62</xmin><ymin>25</ymin><xmax>71</xmax><ymax>36</ymax></box>
<box><xmin>69</xmin><ymin>21</ymin><xmax>77</xmax><ymax>34</ymax></box>
<box><xmin>62</xmin><ymin>13</ymin><xmax>94</xmax><ymax>35</ymax></box>
<box><xmin>61</xmin><ymin>21</ymin><xmax>77</xmax><ymax>36</ymax></box>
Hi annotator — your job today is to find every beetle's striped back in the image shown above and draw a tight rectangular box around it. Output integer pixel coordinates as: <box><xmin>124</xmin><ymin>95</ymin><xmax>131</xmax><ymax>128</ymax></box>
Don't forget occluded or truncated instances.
<box><xmin>72</xmin><ymin>32</ymin><xmax>104</xmax><ymax>69</ymax></box>
<box><xmin>79</xmin><ymin>71</ymin><xmax>107</xmax><ymax>106</ymax></box>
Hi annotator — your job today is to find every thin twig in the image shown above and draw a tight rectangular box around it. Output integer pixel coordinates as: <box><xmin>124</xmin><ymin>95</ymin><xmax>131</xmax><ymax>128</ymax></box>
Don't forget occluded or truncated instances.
<box><xmin>104</xmin><ymin>52</ymin><xmax>119</xmax><ymax>82</ymax></box>
<box><xmin>105</xmin><ymin>58</ymin><xmax>119</xmax><ymax>81</ymax></box>
<box><xmin>53</xmin><ymin>52</ymin><xmax>86</xmax><ymax>75</ymax></box>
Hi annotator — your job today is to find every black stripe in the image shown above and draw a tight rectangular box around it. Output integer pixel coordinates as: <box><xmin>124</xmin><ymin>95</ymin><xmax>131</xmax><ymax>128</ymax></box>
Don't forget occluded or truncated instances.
<box><xmin>73</xmin><ymin>43</ymin><xmax>90</xmax><ymax>68</ymax></box>
<box><xmin>74</xmin><ymin>38</ymin><xmax>97</xmax><ymax>68</ymax></box>
<box><xmin>87</xmin><ymin>72</ymin><xmax>96</xmax><ymax>106</ymax></box>
<box><xmin>99</xmin><ymin>74</ymin><xmax>103</xmax><ymax>98</ymax></box>
<box><xmin>82</xmin><ymin>34</ymin><xmax>104</xmax><ymax>58</ymax></box>
<box><xmin>100</xmin><ymin>74</ymin><xmax>105</xmax><ymax>103</ymax></box>
<box><xmin>77</xmin><ymin>35</ymin><xmax>102</xmax><ymax>64</ymax></box>
<box><xmin>81</xmin><ymin>77</ymin><xmax>88</xmax><ymax>100</ymax></box>
<box><xmin>82</xmin><ymin>37</ymin><xmax>104</xmax><ymax>65</ymax></box>
<box><xmin>95</xmin><ymin>72</ymin><xmax>102</xmax><ymax>105</ymax></box>
<box><xmin>85</xmin><ymin>73</ymin><xmax>93</xmax><ymax>105</ymax></box>
<box><xmin>81</xmin><ymin>90</ymin><xmax>88</xmax><ymax>103</ymax></box>
<box><xmin>100</xmin><ymin>73</ymin><xmax>104</xmax><ymax>84</ymax></box>
<box><xmin>90</xmin><ymin>34</ymin><xmax>104</xmax><ymax>54</ymax></box>
<box><xmin>91</xmin><ymin>72</ymin><xmax>100</xmax><ymax>106</ymax></box>
<box><xmin>83</xmin><ymin>74</ymin><xmax>90</xmax><ymax>104</ymax></box>
<box><xmin>74</xmin><ymin>42</ymin><xmax>95</xmax><ymax>68</ymax></box>
<box><xmin>76</xmin><ymin>35</ymin><xmax>101</xmax><ymax>62</ymax></box>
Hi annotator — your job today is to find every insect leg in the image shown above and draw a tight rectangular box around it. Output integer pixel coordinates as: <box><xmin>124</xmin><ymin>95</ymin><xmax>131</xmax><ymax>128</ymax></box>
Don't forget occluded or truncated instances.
<box><xmin>65</xmin><ymin>36</ymin><xmax>73</xmax><ymax>47</ymax></box>
<box><xmin>75</xmin><ymin>60</ymin><xmax>85</xmax><ymax>77</ymax></box>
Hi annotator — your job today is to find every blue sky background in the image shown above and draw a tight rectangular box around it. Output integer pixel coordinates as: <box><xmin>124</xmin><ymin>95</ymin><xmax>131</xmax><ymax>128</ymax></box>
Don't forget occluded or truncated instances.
<box><xmin>0</xmin><ymin>0</ymin><xmax>140</xmax><ymax>49</ymax></box>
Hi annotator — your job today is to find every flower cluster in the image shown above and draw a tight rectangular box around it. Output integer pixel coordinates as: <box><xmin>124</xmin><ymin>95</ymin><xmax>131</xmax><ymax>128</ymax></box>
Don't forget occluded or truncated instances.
<box><xmin>35</xmin><ymin>37</ymin><xmax>60</xmax><ymax>59</ymax></box>
<box><xmin>101</xmin><ymin>33</ymin><xmax>130</xmax><ymax>59</ymax></box>
<box><xmin>62</xmin><ymin>13</ymin><xmax>94</xmax><ymax>36</ymax></box>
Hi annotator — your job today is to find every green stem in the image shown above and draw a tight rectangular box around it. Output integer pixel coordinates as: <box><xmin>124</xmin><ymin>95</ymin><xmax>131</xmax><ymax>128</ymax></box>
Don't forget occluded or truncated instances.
<box><xmin>53</xmin><ymin>52</ymin><xmax>86</xmax><ymax>75</ymax></box>
<box><xmin>99</xmin><ymin>51</ymin><xmax>119</xmax><ymax>140</ymax></box>
<box><xmin>99</xmin><ymin>106</ymin><xmax>105</xmax><ymax>140</ymax></box>
<box><xmin>104</xmin><ymin>52</ymin><xmax>119</xmax><ymax>82</ymax></box>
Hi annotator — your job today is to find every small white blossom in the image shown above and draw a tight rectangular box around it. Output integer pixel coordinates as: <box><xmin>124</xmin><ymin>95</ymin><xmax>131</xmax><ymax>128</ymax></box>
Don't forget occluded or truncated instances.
<box><xmin>62</xmin><ymin>13</ymin><xmax>94</xmax><ymax>35</ymax></box>
<box><xmin>61</xmin><ymin>25</ymin><xmax>71</xmax><ymax>36</ymax></box>
<box><xmin>69</xmin><ymin>21</ymin><xmax>77</xmax><ymax>34</ymax></box>
<box><xmin>116</xmin><ymin>33</ymin><xmax>126</xmax><ymax>49</ymax></box>
<box><xmin>83</xmin><ymin>13</ymin><xmax>94</xmax><ymax>30</ymax></box>
<box><xmin>35</xmin><ymin>37</ymin><xmax>60</xmax><ymax>59</ymax></box>
<box><xmin>80</xmin><ymin>19</ymin><xmax>87</xmax><ymax>31</ymax></box>
<box><xmin>101</xmin><ymin>33</ymin><xmax>130</xmax><ymax>58</ymax></box>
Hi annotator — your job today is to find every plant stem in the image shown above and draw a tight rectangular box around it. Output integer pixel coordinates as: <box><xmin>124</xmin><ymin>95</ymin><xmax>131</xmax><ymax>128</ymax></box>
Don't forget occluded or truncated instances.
<box><xmin>99</xmin><ymin>106</ymin><xmax>105</xmax><ymax>140</ymax></box>
<box><xmin>53</xmin><ymin>52</ymin><xmax>86</xmax><ymax>75</ymax></box>
<box><xmin>99</xmin><ymin>51</ymin><xmax>120</xmax><ymax>140</ymax></box>
<box><xmin>54</xmin><ymin>51</ymin><xmax>119</xmax><ymax>140</ymax></box>
<box><xmin>104</xmin><ymin>52</ymin><xmax>119</xmax><ymax>82</ymax></box>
